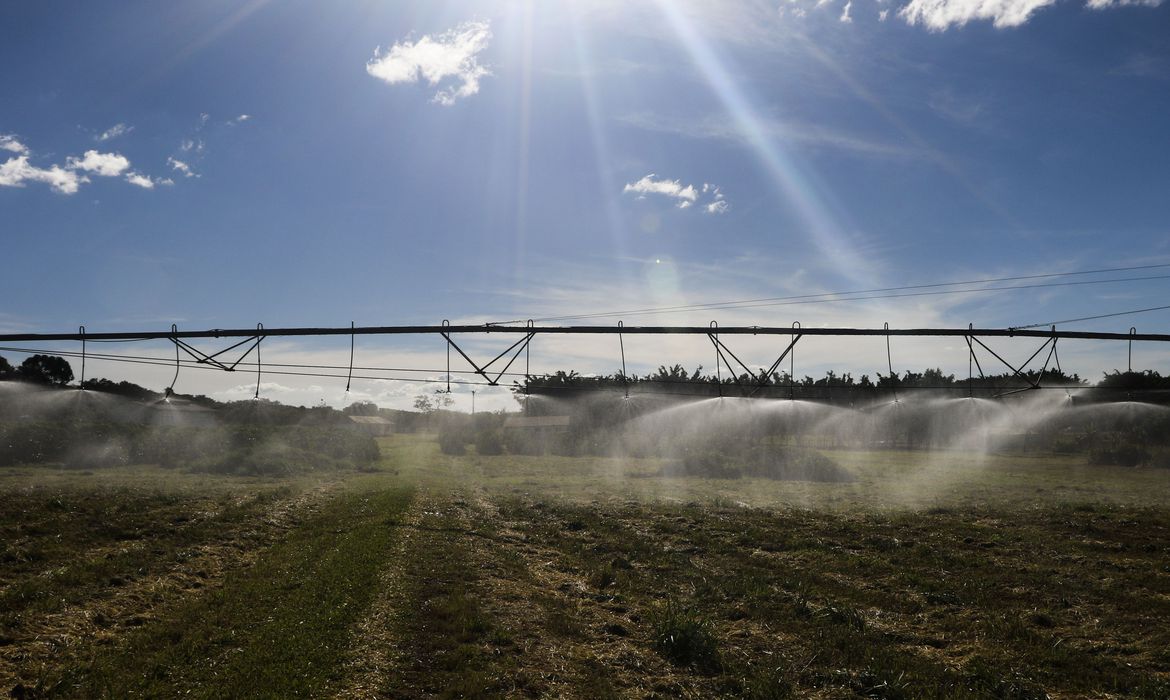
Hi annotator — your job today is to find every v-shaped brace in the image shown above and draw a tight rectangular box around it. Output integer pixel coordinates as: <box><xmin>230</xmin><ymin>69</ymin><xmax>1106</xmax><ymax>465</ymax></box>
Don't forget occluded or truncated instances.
<box><xmin>707</xmin><ymin>331</ymin><xmax>802</xmax><ymax>396</ymax></box>
<box><xmin>441</xmin><ymin>329</ymin><xmax>534</xmax><ymax>387</ymax></box>
<box><xmin>968</xmin><ymin>329</ymin><xmax>1059</xmax><ymax>397</ymax></box>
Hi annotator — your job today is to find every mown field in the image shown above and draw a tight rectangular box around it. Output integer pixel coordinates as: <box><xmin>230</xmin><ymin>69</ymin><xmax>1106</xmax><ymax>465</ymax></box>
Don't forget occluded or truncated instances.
<box><xmin>2</xmin><ymin>434</ymin><xmax>1169</xmax><ymax>698</ymax></box>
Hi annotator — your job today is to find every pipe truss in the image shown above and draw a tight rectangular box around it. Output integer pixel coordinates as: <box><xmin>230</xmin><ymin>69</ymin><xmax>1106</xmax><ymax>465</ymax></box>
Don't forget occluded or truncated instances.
<box><xmin>4</xmin><ymin>322</ymin><xmax>1165</xmax><ymax>395</ymax></box>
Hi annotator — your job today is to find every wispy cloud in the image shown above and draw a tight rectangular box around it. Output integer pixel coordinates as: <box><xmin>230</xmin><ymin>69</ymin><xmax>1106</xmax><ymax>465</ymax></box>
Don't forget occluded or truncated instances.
<box><xmin>623</xmin><ymin>175</ymin><xmax>730</xmax><ymax>214</ymax></box>
<box><xmin>228</xmin><ymin>114</ymin><xmax>251</xmax><ymax>125</ymax></box>
<box><xmin>0</xmin><ymin>134</ymin><xmax>30</xmax><ymax>155</ymax></box>
<box><xmin>624</xmin><ymin>174</ymin><xmax>699</xmax><ymax>209</ymax></box>
<box><xmin>96</xmin><ymin>123</ymin><xmax>133</xmax><ymax>142</ymax></box>
<box><xmin>840</xmin><ymin>0</ymin><xmax>854</xmax><ymax>22</ymax></box>
<box><xmin>125</xmin><ymin>172</ymin><xmax>174</xmax><ymax>189</ymax></box>
<box><xmin>167</xmin><ymin>156</ymin><xmax>197</xmax><ymax>178</ymax></box>
<box><xmin>366</xmin><ymin>20</ymin><xmax>493</xmax><ymax>106</ymax></box>
<box><xmin>1086</xmin><ymin>0</ymin><xmax>1162</xmax><ymax>7</ymax></box>
<box><xmin>617</xmin><ymin>112</ymin><xmax>924</xmax><ymax>160</ymax></box>
<box><xmin>900</xmin><ymin>0</ymin><xmax>1162</xmax><ymax>30</ymax></box>
<box><xmin>703</xmin><ymin>183</ymin><xmax>729</xmax><ymax>214</ymax></box>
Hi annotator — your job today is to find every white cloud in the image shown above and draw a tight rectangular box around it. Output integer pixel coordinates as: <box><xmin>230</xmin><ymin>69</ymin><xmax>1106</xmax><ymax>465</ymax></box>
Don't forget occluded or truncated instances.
<box><xmin>179</xmin><ymin>138</ymin><xmax>204</xmax><ymax>154</ymax></box>
<box><xmin>624</xmin><ymin>174</ymin><xmax>700</xmax><ymax>209</ymax></box>
<box><xmin>168</xmin><ymin>156</ymin><xmax>197</xmax><ymax>178</ymax></box>
<box><xmin>125</xmin><ymin>172</ymin><xmax>173</xmax><ymax>189</ymax></box>
<box><xmin>229</xmin><ymin>114</ymin><xmax>251</xmax><ymax>125</ymax></box>
<box><xmin>880</xmin><ymin>9</ymin><xmax>891</xmax><ymax>20</ymax></box>
<box><xmin>66</xmin><ymin>150</ymin><xmax>131</xmax><ymax>177</ymax></box>
<box><xmin>1086</xmin><ymin>0</ymin><xmax>1162</xmax><ymax>6</ymax></box>
<box><xmin>0</xmin><ymin>156</ymin><xmax>87</xmax><ymax>194</ymax></box>
<box><xmin>0</xmin><ymin>139</ymin><xmax>168</xmax><ymax>195</ymax></box>
<box><xmin>96</xmin><ymin>123</ymin><xmax>133</xmax><ymax>142</ymax></box>
<box><xmin>625</xmin><ymin>174</ymin><xmax>731</xmax><ymax>213</ymax></box>
<box><xmin>366</xmin><ymin>20</ymin><xmax>493</xmax><ymax>106</ymax></box>
<box><xmin>0</xmin><ymin>134</ymin><xmax>29</xmax><ymax>155</ymax></box>
<box><xmin>840</xmin><ymin>0</ymin><xmax>854</xmax><ymax>22</ymax></box>
<box><xmin>899</xmin><ymin>0</ymin><xmax>1093</xmax><ymax>29</ymax></box>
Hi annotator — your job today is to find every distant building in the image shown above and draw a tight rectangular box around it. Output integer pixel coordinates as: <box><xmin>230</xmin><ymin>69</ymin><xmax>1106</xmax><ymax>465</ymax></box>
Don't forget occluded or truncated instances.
<box><xmin>348</xmin><ymin>415</ymin><xmax>396</xmax><ymax>436</ymax></box>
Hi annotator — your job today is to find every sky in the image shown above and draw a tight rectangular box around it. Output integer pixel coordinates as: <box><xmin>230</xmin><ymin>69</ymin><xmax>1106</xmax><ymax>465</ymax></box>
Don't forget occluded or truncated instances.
<box><xmin>2</xmin><ymin>0</ymin><xmax>1169</xmax><ymax>411</ymax></box>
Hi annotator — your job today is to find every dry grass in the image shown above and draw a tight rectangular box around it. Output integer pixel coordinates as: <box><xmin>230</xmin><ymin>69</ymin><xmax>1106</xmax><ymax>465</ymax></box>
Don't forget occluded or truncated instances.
<box><xmin>2</xmin><ymin>435</ymin><xmax>1169</xmax><ymax>697</ymax></box>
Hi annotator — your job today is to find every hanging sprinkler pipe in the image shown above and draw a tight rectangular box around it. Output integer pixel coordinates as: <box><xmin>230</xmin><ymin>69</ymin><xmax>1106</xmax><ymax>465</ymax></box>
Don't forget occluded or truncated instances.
<box><xmin>254</xmin><ymin>323</ymin><xmax>263</xmax><ymax>400</ymax></box>
<box><xmin>526</xmin><ymin>319</ymin><xmax>533</xmax><ymax>390</ymax></box>
<box><xmin>1129</xmin><ymin>327</ymin><xmax>1136</xmax><ymax>372</ymax></box>
<box><xmin>618</xmin><ymin>320</ymin><xmax>628</xmax><ymax>399</ymax></box>
<box><xmin>967</xmin><ymin>323</ymin><xmax>973</xmax><ymax>400</ymax></box>
<box><xmin>711</xmin><ymin>321</ymin><xmax>722</xmax><ymax>397</ymax></box>
<box><xmin>345</xmin><ymin>321</ymin><xmax>355</xmax><ymax>393</ymax></box>
<box><xmin>790</xmin><ymin>321</ymin><xmax>800</xmax><ymax>401</ymax></box>
<box><xmin>443</xmin><ymin>319</ymin><xmax>452</xmax><ymax>394</ymax></box>
<box><xmin>78</xmin><ymin>325</ymin><xmax>85</xmax><ymax>390</ymax></box>
<box><xmin>885</xmin><ymin>322</ymin><xmax>898</xmax><ymax>404</ymax></box>
<box><xmin>166</xmin><ymin>324</ymin><xmax>180</xmax><ymax>399</ymax></box>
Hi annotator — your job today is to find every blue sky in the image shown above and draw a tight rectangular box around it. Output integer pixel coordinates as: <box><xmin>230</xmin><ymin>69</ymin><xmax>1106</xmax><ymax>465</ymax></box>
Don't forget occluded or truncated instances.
<box><xmin>2</xmin><ymin>0</ymin><xmax>1169</xmax><ymax>409</ymax></box>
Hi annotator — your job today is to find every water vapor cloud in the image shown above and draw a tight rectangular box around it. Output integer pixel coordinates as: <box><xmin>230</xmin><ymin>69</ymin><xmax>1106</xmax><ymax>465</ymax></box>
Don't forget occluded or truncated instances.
<box><xmin>366</xmin><ymin>21</ymin><xmax>493</xmax><ymax>106</ymax></box>
<box><xmin>0</xmin><ymin>138</ymin><xmax>168</xmax><ymax>195</ymax></box>
<box><xmin>96</xmin><ymin>123</ymin><xmax>133</xmax><ymax>142</ymax></box>
<box><xmin>624</xmin><ymin>174</ymin><xmax>729</xmax><ymax>214</ymax></box>
<box><xmin>899</xmin><ymin>0</ymin><xmax>1163</xmax><ymax>30</ymax></box>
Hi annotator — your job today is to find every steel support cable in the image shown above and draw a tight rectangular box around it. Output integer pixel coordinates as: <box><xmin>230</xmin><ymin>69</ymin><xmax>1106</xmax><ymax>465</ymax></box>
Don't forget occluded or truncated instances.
<box><xmin>0</xmin><ymin>346</ymin><xmax>490</xmax><ymax>376</ymax></box>
<box><xmin>492</xmin><ymin>267</ymin><xmax>1170</xmax><ymax>325</ymax></box>
<box><xmin>2</xmin><ymin>343</ymin><xmax>1140</xmax><ymax>394</ymax></box>
<box><xmin>1011</xmin><ymin>304</ymin><xmax>1170</xmax><ymax>331</ymax></box>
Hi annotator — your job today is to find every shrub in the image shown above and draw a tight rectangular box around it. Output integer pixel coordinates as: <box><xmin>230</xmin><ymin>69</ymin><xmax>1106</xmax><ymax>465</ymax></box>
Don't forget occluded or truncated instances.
<box><xmin>438</xmin><ymin>428</ymin><xmax>468</xmax><ymax>455</ymax></box>
<box><xmin>1088</xmin><ymin>443</ymin><xmax>1151</xmax><ymax>467</ymax></box>
<box><xmin>651</xmin><ymin>600</ymin><xmax>721</xmax><ymax>673</ymax></box>
<box><xmin>474</xmin><ymin>428</ymin><xmax>504</xmax><ymax>455</ymax></box>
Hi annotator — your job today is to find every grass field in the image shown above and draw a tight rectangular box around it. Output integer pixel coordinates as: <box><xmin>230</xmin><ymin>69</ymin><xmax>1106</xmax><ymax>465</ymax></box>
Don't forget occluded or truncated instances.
<box><xmin>2</xmin><ymin>434</ymin><xmax>1169</xmax><ymax>698</ymax></box>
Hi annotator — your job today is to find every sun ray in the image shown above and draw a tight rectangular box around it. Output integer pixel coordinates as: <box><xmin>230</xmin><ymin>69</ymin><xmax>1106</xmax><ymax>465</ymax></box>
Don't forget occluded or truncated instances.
<box><xmin>648</xmin><ymin>0</ymin><xmax>879</xmax><ymax>287</ymax></box>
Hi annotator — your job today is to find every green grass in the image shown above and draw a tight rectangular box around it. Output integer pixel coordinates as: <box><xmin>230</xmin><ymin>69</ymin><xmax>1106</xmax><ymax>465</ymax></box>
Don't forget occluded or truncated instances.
<box><xmin>49</xmin><ymin>485</ymin><xmax>414</xmax><ymax>698</ymax></box>
<box><xmin>4</xmin><ymin>434</ymin><xmax>1170</xmax><ymax>698</ymax></box>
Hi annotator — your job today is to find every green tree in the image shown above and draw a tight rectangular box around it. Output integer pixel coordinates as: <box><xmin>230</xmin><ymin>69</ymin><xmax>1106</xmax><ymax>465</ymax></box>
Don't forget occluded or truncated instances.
<box><xmin>19</xmin><ymin>354</ymin><xmax>74</xmax><ymax>386</ymax></box>
<box><xmin>0</xmin><ymin>355</ymin><xmax>13</xmax><ymax>379</ymax></box>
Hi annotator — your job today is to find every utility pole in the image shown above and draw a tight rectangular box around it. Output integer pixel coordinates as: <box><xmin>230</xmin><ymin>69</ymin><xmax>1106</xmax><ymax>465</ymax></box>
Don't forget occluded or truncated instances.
<box><xmin>471</xmin><ymin>389</ymin><xmax>476</xmax><ymax>415</ymax></box>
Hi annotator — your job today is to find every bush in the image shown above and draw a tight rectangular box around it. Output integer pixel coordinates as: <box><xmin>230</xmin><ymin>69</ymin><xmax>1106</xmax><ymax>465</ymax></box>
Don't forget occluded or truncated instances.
<box><xmin>474</xmin><ymin>428</ymin><xmax>503</xmax><ymax>455</ymax></box>
<box><xmin>651</xmin><ymin>600</ymin><xmax>721</xmax><ymax>673</ymax></box>
<box><xmin>438</xmin><ymin>428</ymin><xmax>467</xmax><ymax>455</ymax></box>
<box><xmin>1088</xmin><ymin>443</ymin><xmax>1151</xmax><ymax>467</ymax></box>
